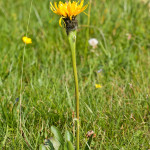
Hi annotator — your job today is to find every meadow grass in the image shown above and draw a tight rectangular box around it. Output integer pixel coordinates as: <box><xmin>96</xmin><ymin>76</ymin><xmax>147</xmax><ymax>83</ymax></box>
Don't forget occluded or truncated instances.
<box><xmin>0</xmin><ymin>0</ymin><xmax>150</xmax><ymax>149</ymax></box>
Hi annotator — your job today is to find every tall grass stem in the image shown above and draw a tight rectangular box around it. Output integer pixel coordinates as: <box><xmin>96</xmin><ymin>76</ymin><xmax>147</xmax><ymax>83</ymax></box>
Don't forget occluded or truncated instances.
<box><xmin>84</xmin><ymin>0</ymin><xmax>92</xmax><ymax>60</ymax></box>
<box><xmin>20</xmin><ymin>0</ymin><xmax>33</xmax><ymax>132</ymax></box>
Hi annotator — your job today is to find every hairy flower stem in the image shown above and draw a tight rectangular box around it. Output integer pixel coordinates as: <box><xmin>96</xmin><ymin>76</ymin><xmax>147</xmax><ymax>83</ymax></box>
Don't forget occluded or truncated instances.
<box><xmin>68</xmin><ymin>30</ymin><xmax>79</xmax><ymax>150</ymax></box>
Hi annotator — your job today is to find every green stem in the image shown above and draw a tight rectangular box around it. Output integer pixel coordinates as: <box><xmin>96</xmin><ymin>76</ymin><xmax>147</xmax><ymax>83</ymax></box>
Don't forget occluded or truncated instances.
<box><xmin>68</xmin><ymin>30</ymin><xmax>79</xmax><ymax>150</ymax></box>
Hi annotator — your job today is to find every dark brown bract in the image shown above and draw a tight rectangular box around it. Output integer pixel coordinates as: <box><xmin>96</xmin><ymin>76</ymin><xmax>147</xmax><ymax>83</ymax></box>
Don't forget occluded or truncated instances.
<box><xmin>63</xmin><ymin>17</ymin><xmax>78</xmax><ymax>35</ymax></box>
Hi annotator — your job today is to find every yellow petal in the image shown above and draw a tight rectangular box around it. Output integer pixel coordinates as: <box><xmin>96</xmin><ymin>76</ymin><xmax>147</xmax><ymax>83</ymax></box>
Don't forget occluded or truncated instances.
<box><xmin>59</xmin><ymin>17</ymin><xmax>63</xmax><ymax>27</ymax></box>
<box><xmin>78</xmin><ymin>0</ymin><xmax>84</xmax><ymax>9</ymax></box>
<box><xmin>50</xmin><ymin>2</ymin><xmax>56</xmax><ymax>11</ymax></box>
<box><xmin>22</xmin><ymin>36</ymin><xmax>32</xmax><ymax>44</ymax></box>
<box><xmin>67</xmin><ymin>1</ymin><xmax>72</xmax><ymax>16</ymax></box>
<box><xmin>95</xmin><ymin>84</ymin><xmax>102</xmax><ymax>88</ymax></box>
<box><xmin>80</xmin><ymin>4</ymin><xmax>88</xmax><ymax>12</ymax></box>
<box><xmin>54</xmin><ymin>2</ymin><xmax>58</xmax><ymax>10</ymax></box>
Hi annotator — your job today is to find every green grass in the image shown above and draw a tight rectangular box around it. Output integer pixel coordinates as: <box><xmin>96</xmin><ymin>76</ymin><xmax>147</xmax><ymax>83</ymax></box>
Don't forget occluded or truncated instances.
<box><xmin>0</xmin><ymin>0</ymin><xmax>150</xmax><ymax>149</ymax></box>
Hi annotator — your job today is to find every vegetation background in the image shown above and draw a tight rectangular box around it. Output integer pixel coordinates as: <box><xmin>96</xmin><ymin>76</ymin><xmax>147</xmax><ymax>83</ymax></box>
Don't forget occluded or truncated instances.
<box><xmin>0</xmin><ymin>0</ymin><xmax>150</xmax><ymax>149</ymax></box>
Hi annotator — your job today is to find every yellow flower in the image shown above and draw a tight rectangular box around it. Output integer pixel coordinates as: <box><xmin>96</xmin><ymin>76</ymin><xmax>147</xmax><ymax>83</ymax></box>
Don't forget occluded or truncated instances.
<box><xmin>22</xmin><ymin>36</ymin><xmax>32</xmax><ymax>44</ymax></box>
<box><xmin>95</xmin><ymin>84</ymin><xmax>102</xmax><ymax>88</ymax></box>
<box><xmin>50</xmin><ymin>0</ymin><xmax>88</xmax><ymax>26</ymax></box>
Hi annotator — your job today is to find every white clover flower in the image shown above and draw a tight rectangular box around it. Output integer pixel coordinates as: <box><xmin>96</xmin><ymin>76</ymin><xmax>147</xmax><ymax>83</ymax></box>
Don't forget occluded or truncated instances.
<box><xmin>88</xmin><ymin>38</ymin><xmax>98</xmax><ymax>49</ymax></box>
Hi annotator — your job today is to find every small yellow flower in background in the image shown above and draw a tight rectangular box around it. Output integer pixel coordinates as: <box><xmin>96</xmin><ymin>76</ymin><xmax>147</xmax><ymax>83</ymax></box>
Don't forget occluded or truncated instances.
<box><xmin>95</xmin><ymin>84</ymin><xmax>102</xmax><ymax>88</ymax></box>
<box><xmin>22</xmin><ymin>36</ymin><xmax>32</xmax><ymax>44</ymax></box>
<box><xmin>50</xmin><ymin>0</ymin><xmax>88</xmax><ymax>26</ymax></box>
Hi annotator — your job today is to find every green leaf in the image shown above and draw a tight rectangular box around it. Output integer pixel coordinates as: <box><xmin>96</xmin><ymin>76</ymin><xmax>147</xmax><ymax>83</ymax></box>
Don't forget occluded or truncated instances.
<box><xmin>64</xmin><ymin>141</ymin><xmax>74</xmax><ymax>150</ymax></box>
<box><xmin>67</xmin><ymin>141</ymin><xmax>74</xmax><ymax>150</ymax></box>
<box><xmin>50</xmin><ymin>137</ymin><xmax>61</xmax><ymax>150</ymax></box>
<box><xmin>65</xmin><ymin>130</ymin><xmax>73</xmax><ymax>143</ymax></box>
<box><xmin>44</xmin><ymin>139</ymin><xmax>55</xmax><ymax>150</ymax></box>
<box><xmin>51</xmin><ymin>126</ymin><xmax>64</xmax><ymax>145</ymax></box>
<box><xmin>64</xmin><ymin>143</ymin><xmax>68</xmax><ymax>150</ymax></box>
<box><xmin>39</xmin><ymin>144</ymin><xmax>47</xmax><ymax>150</ymax></box>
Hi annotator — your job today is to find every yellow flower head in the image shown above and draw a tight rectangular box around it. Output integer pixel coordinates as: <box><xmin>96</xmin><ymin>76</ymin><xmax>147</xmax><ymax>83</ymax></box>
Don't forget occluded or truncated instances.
<box><xmin>95</xmin><ymin>84</ymin><xmax>102</xmax><ymax>89</ymax></box>
<box><xmin>50</xmin><ymin>0</ymin><xmax>88</xmax><ymax>26</ymax></box>
<box><xmin>22</xmin><ymin>36</ymin><xmax>32</xmax><ymax>44</ymax></box>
